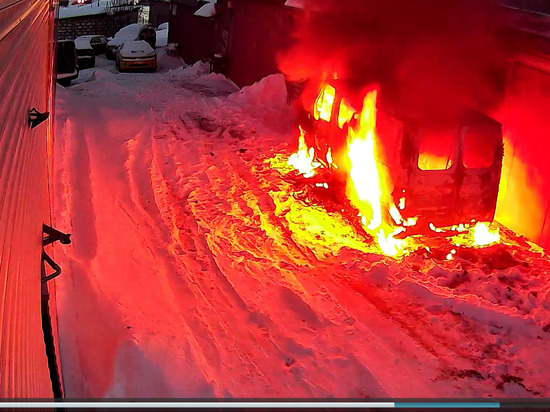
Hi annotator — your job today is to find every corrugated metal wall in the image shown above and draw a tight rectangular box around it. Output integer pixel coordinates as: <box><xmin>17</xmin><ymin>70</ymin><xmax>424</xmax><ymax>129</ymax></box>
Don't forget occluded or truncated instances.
<box><xmin>169</xmin><ymin>0</ymin><xmax>218</xmax><ymax>65</ymax></box>
<box><xmin>228</xmin><ymin>0</ymin><xmax>295</xmax><ymax>87</ymax></box>
<box><xmin>0</xmin><ymin>0</ymin><xmax>55</xmax><ymax>398</ymax></box>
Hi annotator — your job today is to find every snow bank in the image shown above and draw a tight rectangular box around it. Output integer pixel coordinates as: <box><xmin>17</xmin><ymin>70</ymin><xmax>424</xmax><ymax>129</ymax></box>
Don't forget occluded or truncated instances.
<box><xmin>191</xmin><ymin>73</ymin><xmax>239</xmax><ymax>93</ymax></box>
<box><xmin>228</xmin><ymin>73</ymin><xmax>287</xmax><ymax>110</ymax></box>
<box><xmin>166</xmin><ymin>43</ymin><xmax>178</xmax><ymax>56</ymax></box>
<box><xmin>155</xmin><ymin>48</ymin><xmax>185</xmax><ymax>73</ymax></box>
<box><xmin>170</xmin><ymin>60</ymin><xmax>210</xmax><ymax>79</ymax></box>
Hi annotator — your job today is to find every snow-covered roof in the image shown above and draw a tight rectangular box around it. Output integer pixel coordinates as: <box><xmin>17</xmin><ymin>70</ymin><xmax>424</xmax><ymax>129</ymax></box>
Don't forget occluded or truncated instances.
<box><xmin>75</xmin><ymin>36</ymin><xmax>93</xmax><ymax>49</ymax></box>
<box><xmin>119</xmin><ymin>40</ymin><xmax>155</xmax><ymax>58</ymax></box>
<box><xmin>59</xmin><ymin>0</ymin><xmax>109</xmax><ymax>18</ymax></box>
<box><xmin>108</xmin><ymin>23</ymin><xmax>147</xmax><ymax>46</ymax></box>
<box><xmin>59</xmin><ymin>0</ymin><xmax>139</xmax><ymax>19</ymax></box>
<box><xmin>284</xmin><ymin>0</ymin><xmax>305</xmax><ymax>8</ymax></box>
<box><xmin>194</xmin><ymin>2</ymin><xmax>216</xmax><ymax>17</ymax></box>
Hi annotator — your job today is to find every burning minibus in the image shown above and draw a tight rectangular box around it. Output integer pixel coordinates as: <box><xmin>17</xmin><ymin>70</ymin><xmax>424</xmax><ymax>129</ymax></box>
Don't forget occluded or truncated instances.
<box><xmin>288</xmin><ymin>79</ymin><xmax>504</xmax><ymax>244</ymax></box>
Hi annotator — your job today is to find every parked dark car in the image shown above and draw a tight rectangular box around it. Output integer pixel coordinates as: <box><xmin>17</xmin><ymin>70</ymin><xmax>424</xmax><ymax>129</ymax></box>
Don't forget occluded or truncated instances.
<box><xmin>106</xmin><ymin>24</ymin><xmax>157</xmax><ymax>59</ymax></box>
<box><xmin>75</xmin><ymin>37</ymin><xmax>95</xmax><ymax>69</ymax></box>
<box><xmin>56</xmin><ymin>40</ymin><xmax>78</xmax><ymax>86</ymax></box>
<box><xmin>76</xmin><ymin>35</ymin><xmax>108</xmax><ymax>54</ymax></box>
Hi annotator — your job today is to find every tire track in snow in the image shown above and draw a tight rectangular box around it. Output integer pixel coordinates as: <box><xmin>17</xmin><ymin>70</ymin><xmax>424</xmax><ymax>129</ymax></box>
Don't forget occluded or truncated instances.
<box><xmin>148</xmin><ymin>137</ymin><xmax>321</xmax><ymax>397</ymax></box>
<box><xmin>149</xmin><ymin>128</ymin><xmax>417</xmax><ymax>397</ymax></box>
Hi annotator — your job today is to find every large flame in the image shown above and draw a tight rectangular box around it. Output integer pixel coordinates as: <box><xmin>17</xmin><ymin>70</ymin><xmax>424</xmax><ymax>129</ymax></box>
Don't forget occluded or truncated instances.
<box><xmin>287</xmin><ymin>126</ymin><xmax>320</xmax><ymax>178</ymax></box>
<box><xmin>344</xmin><ymin>89</ymin><xmax>405</xmax><ymax>256</ymax></box>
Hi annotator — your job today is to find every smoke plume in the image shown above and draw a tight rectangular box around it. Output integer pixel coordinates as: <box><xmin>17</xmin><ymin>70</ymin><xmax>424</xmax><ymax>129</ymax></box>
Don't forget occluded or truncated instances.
<box><xmin>278</xmin><ymin>0</ymin><xmax>509</xmax><ymax>123</ymax></box>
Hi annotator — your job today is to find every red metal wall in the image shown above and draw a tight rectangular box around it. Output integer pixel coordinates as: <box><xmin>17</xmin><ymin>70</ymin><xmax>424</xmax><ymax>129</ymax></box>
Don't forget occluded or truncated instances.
<box><xmin>228</xmin><ymin>0</ymin><xmax>295</xmax><ymax>87</ymax></box>
<box><xmin>0</xmin><ymin>0</ymin><xmax>56</xmax><ymax>398</ymax></box>
<box><xmin>495</xmin><ymin>54</ymin><xmax>550</xmax><ymax>249</ymax></box>
<box><xmin>169</xmin><ymin>0</ymin><xmax>217</xmax><ymax>65</ymax></box>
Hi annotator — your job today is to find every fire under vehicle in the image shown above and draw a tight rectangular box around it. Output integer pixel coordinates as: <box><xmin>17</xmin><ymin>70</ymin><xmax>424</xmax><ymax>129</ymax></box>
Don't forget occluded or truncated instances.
<box><xmin>296</xmin><ymin>79</ymin><xmax>504</xmax><ymax>237</ymax></box>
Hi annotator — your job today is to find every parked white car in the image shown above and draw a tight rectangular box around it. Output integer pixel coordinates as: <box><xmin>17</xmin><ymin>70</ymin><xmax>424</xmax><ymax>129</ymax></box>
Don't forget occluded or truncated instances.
<box><xmin>115</xmin><ymin>40</ymin><xmax>157</xmax><ymax>72</ymax></box>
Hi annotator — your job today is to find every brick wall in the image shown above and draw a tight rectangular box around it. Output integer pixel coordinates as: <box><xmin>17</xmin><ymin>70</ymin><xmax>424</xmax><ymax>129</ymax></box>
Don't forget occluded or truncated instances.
<box><xmin>57</xmin><ymin>8</ymin><xmax>139</xmax><ymax>40</ymax></box>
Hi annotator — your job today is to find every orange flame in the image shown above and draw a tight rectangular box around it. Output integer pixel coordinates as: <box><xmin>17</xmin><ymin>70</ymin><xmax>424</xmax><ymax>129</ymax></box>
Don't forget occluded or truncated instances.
<box><xmin>338</xmin><ymin>98</ymin><xmax>356</xmax><ymax>129</ymax></box>
<box><xmin>313</xmin><ymin>84</ymin><xmax>336</xmax><ymax>122</ymax></box>
<box><xmin>345</xmin><ymin>91</ymin><xmax>383</xmax><ymax>231</ymax></box>
<box><xmin>344</xmin><ymin>88</ymin><xmax>407</xmax><ymax>256</ymax></box>
<box><xmin>287</xmin><ymin>126</ymin><xmax>319</xmax><ymax>178</ymax></box>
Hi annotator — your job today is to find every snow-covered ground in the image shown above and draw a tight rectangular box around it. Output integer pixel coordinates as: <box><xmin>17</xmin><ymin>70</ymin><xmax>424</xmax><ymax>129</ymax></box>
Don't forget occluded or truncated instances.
<box><xmin>53</xmin><ymin>51</ymin><xmax>550</xmax><ymax>398</ymax></box>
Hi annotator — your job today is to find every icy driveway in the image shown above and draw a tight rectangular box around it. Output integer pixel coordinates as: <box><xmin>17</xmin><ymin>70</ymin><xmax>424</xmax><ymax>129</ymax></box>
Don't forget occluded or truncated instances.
<box><xmin>53</xmin><ymin>55</ymin><xmax>550</xmax><ymax>398</ymax></box>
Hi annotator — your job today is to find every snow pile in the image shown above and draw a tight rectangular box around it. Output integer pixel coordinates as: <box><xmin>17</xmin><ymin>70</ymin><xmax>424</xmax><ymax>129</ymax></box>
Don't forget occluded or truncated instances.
<box><xmin>170</xmin><ymin>60</ymin><xmax>210</xmax><ymax>79</ymax></box>
<box><xmin>108</xmin><ymin>23</ymin><xmax>145</xmax><ymax>47</ymax></box>
<box><xmin>155</xmin><ymin>48</ymin><xmax>185</xmax><ymax>73</ymax></box>
<box><xmin>191</xmin><ymin>73</ymin><xmax>239</xmax><ymax>94</ymax></box>
<box><xmin>228</xmin><ymin>73</ymin><xmax>287</xmax><ymax>110</ymax></box>
<box><xmin>166</xmin><ymin>43</ymin><xmax>178</xmax><ymax>57</ymax></box>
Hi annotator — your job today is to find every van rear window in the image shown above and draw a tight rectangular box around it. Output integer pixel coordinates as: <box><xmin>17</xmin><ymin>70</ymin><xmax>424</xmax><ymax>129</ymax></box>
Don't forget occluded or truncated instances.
<box><xmin>417</xmin><ymin>130</ymin><xmax>455</xmax><ymax>171</ymax></box>
<box><xmin>462</xmin><ymin>125</ymin><xmax>498</xmax><ymax>169</ymax></box>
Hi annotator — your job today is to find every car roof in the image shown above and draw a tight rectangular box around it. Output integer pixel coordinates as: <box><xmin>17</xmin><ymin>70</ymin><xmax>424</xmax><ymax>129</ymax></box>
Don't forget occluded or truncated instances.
<box><xmin>108</xmin><ymin>23</ymin><xmax>148</xmax><ymax>46</ymax></box>
<box><xmin>75</xmin><ymin>37</ymin><xmax>93</xmax><ymax>49</ymax></box>
<box><xmin>76</xmin><ymin>35</ymin><xmax>105</xmax><ymax>40</ymax></box>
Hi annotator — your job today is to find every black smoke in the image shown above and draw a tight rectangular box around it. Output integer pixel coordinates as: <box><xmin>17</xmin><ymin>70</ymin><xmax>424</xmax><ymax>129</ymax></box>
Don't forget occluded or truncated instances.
<box><xmin>278</xmin><ymin>0</ymin><xmax>510</xmax><ymax>124</ymax></box>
